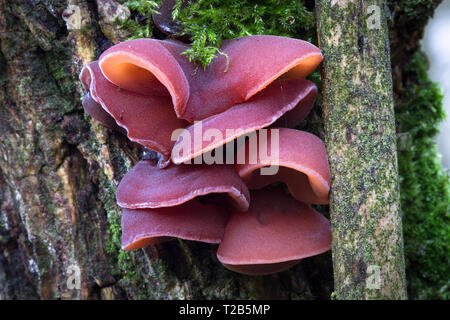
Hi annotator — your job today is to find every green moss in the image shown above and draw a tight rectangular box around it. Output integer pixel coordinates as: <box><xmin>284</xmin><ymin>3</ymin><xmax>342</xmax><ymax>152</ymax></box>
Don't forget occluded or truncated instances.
<box><xmin>392</xmin><ymin>0</ymin><xmax>437</xmax><ymax>21</ymax></box>
<box><xmin>396</xmin><ymin>52</ymin><xmax>450</xmax><ymax>300</ymax></box>
<box><xmin>100</xmin><ymin>174</ymin><xmax>152</xmax><ymax>299</ymax></box>
<box><xmin>119</xmin><ymin>0</ymin><xmax>160</xmax><ymax>38</ymax></box>
<box><xmin>173</xmin><ymin>0</ymin><xmax>314</xmax><ymax>68</ymax></box>
<box><xmin>121</xmin><ymin>0</ymin><xmax>314</xmax><ymax>68</ymax></box>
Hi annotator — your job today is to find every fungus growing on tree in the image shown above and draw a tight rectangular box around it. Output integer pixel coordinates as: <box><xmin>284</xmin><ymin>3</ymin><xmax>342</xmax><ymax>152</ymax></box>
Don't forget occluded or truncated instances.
<box><xmin>81</xmin><ymin>92</ymin><xmax>125</xmax><ymax>134</ymax></box>
<box><xmin>79</xmin><ymin>34</ymin><xmax>330</xmax><ymax>276</ymax></box>
<box><xmin>117</xmin><ymin>160</ymin><xmax>248</xmax><ymax>250</ymax></box>
<box><xmin>171</xmin><ymin>79</ymin><xmax>317</xmax><ymax>164</ymax></box>
<box><xmin>236</xmin><ymin>128</ymin><xmax>331</xmax><ymax>204</ymax></box>
<box><xmin>116</xmin><ymin>160</ymin><xmax>250</xmax><ymax>211</ymax></box>
<box><xmin>97</xmin><ymin>36</ymin><xmax>322</xmax><ymax>121</ymax></box>
<box><xmin>217</xmin><ymin>187</ymin><xmax>331</xmax><ymax>275</ymax></box>
<box><xmin>80</xmin><ymin>61</ymin><xmax>188</xmax><ymax>168</ymax></box>
<box><xmin>121</xmin><ymin>201</ymin><xmax>229</xmax><ymax>250</ymax></box>
<box><xmin>98</xmin><ymin>39</ymin><xmax>190</xmax><ymax>117</ymax></box>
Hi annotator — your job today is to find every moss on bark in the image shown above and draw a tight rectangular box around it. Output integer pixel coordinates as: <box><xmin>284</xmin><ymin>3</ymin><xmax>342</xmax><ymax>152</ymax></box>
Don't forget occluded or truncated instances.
<box><xmin>316</xmin><ymin>0</ymin><xmax>407</xmax><ymax>299</ymax></box>
<box><xmin>388</xmin><ymin>0</ymin><xmax>449</xmax><ymax>300</ymax></box>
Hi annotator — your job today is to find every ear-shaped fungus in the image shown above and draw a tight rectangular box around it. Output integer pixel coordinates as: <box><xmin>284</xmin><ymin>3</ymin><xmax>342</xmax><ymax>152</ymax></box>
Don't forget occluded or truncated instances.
<box><xmin>217</xmin><ymin>187</ymin><xmax>331</xmax><ymax>275</ymax></box>
<box><xmin>118</xmin><ymin>160</ymin><xmax>249</xmax><ymax>250</ymax></box>
<box><xmin>80</xmin><ymin>61</ymin><xmax>188</xmax><ymax>167</ymax></box>
<box><xmin>81</xmin><ymin>93</ymin><xmax>126</xmax><ymax>134</ymax></box>
<box><xmin>171</xmin><ymin>79</ymin><xmax>317</xmax><ymax>164</ymax></box>
<box><xmin>271</xmin><ymin>84</ymin><xmax>319</xmax><ymax>129</ymax></box>
<box><xmin>182</xmin><ymin>35</ymin><xmax>322</xmax><ymax>121</ymax></box>
<box><xmin>121</xmin><ymin>201</ymin><xmax>229</xmax><ymax>250</ymax></box>
<box><xmin>235</xmin><ymin>128</ymin><xmax>331</xmax><ymax>204</ymax></box>
<box><xmin>80</xmin><ymin>34</ymin><xmax>330</xmax><ymax>276</ymax></box>
<box><xmin>116</xmin><ymin>160</ymin><xmax>250</xmax><ymax>212</ymax></box>
<box><xmin>98</xmin><ymin>36</ymin><xmax>322</xmax><ymax>121</ymax></box>
<box><xmin>98</xmin><ymin>39</ymin><xmax>190</xmax><ymax>117</ymax></box>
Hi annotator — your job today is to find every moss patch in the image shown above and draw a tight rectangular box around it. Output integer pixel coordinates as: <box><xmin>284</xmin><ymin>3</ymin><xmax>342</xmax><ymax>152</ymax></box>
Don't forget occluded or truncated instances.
<box><xmin>99</xmin><ymin>173</ymin><xmax>152</xmax><ymax>299</ymax></box>
<box><xmin>119</xmin><ymin>0</ymin><xmax>160</xmax><ymax>39</ymax></box>
<box><xmin>172</xmin><ymin>0</ymin><xmax>314</xmax><ymax>68</ymax></box>
<box><xmin>396</xmin><ymin>52</ymin><xmax>450</xmax><ymax>300</ymax></box>
<box><xmin>121</xmin><ymin>0</ymin><xmax>314</xmax><ymax>68</ymax></box>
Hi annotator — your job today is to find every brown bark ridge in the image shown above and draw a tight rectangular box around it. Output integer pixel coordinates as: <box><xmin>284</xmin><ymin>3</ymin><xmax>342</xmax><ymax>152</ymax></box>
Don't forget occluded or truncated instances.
<box><xmin>0</xmin><ymin>0</ymin><xmax>333</xmax><ymax>299</ymax></box>
<box><xmin>316</xmin><ymin>0</ymin><xmax>407</xmax><ymax>299</ymax></box>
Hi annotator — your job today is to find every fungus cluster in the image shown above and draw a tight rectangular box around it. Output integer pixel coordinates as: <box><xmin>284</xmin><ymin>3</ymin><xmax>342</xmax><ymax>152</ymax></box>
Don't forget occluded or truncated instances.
<box><xmin>80</xmin><ymin>35</ymin><xmax>332</xmax><ymax>275</ymax></box>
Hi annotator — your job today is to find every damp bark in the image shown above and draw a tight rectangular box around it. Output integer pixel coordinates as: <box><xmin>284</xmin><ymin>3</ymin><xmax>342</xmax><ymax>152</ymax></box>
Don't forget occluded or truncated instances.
<box><xmin>316</xmin><ymin>0</ymin><xmax>407</xmax><ymax>299</ymax></box>
<box><xmin>0</xmin><ymin>0</ymin><xmax>333</xmax><ymax>299</ymax></box>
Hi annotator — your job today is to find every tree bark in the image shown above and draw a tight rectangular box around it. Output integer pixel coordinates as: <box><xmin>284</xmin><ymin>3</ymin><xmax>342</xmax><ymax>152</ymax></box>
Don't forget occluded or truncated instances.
<box><xmin>2</xmin><ymin>0</ymin><xmax>437</xmax><ymax>301</ymax></box>
<box><xmin>0</xmin><ymin>0</ymin><xmax>333</xmax><ymax>299</ymax></box>
<box><xmin>316</xmin><ymin>0</ymin><xmax>407</xmax><ymax>299</ymax></box>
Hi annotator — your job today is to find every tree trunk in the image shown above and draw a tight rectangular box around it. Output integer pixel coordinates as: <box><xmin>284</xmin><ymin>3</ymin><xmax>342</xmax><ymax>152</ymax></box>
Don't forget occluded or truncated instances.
<box><xmin>0</xmin><ymin>0</ymin><xmax>442</xmax><ymax>300</ymax></box>
<box><xmin>0</xmin><ymin>0</ymin><xmax>333</xmax><ymax>299</ymax></box>
<box><xmin>316</xmin><ymin>0</ymin><xmax>407</xmax><ymax>299</ymax></box>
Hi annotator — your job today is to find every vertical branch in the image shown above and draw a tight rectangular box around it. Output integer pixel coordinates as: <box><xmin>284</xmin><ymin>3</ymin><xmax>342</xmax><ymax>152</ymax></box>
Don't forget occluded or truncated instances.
<box><xmin>316</xmin><ymin>0</ymin><xmax>407</xmax><ymax>299</ymax></box>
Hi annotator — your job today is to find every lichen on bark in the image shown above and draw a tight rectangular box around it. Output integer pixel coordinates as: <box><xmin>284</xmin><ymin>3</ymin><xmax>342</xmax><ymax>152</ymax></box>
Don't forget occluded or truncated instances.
<box><xmin>316</xmin><ymin>0</ymin><xmax>407</xmax><ymax>299</ymax></box>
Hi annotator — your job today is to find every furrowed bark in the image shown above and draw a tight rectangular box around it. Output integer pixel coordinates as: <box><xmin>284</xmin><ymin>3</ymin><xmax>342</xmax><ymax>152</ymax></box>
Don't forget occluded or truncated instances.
<box><xmin>0</xmin><ymin>0</ymin><xmax>333</xmax><ymax>299</ymax></box>
<box><xmin>316</xmin><ymin>0</ymin><xmax>407</xmax><ymax>299</ymax></box>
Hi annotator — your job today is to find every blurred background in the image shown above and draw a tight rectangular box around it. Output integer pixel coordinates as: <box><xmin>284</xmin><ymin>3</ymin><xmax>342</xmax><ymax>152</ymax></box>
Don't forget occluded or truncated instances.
<box><xmin>422</xmin><ymin>0</ymin><xmax>450</xmax><ymax>169</ymax></box>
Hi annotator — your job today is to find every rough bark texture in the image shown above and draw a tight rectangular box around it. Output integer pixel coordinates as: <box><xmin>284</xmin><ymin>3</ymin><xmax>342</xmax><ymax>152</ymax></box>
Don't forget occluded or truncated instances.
<box><xmin>0</xmin><ymin>0</ymin><xmax>333</xmax><ymax>299</ymax></box>
<box><xmin>316</xmin><ymin>0</ymin><xmax>407</xmax><ymax>299</ymax></box>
